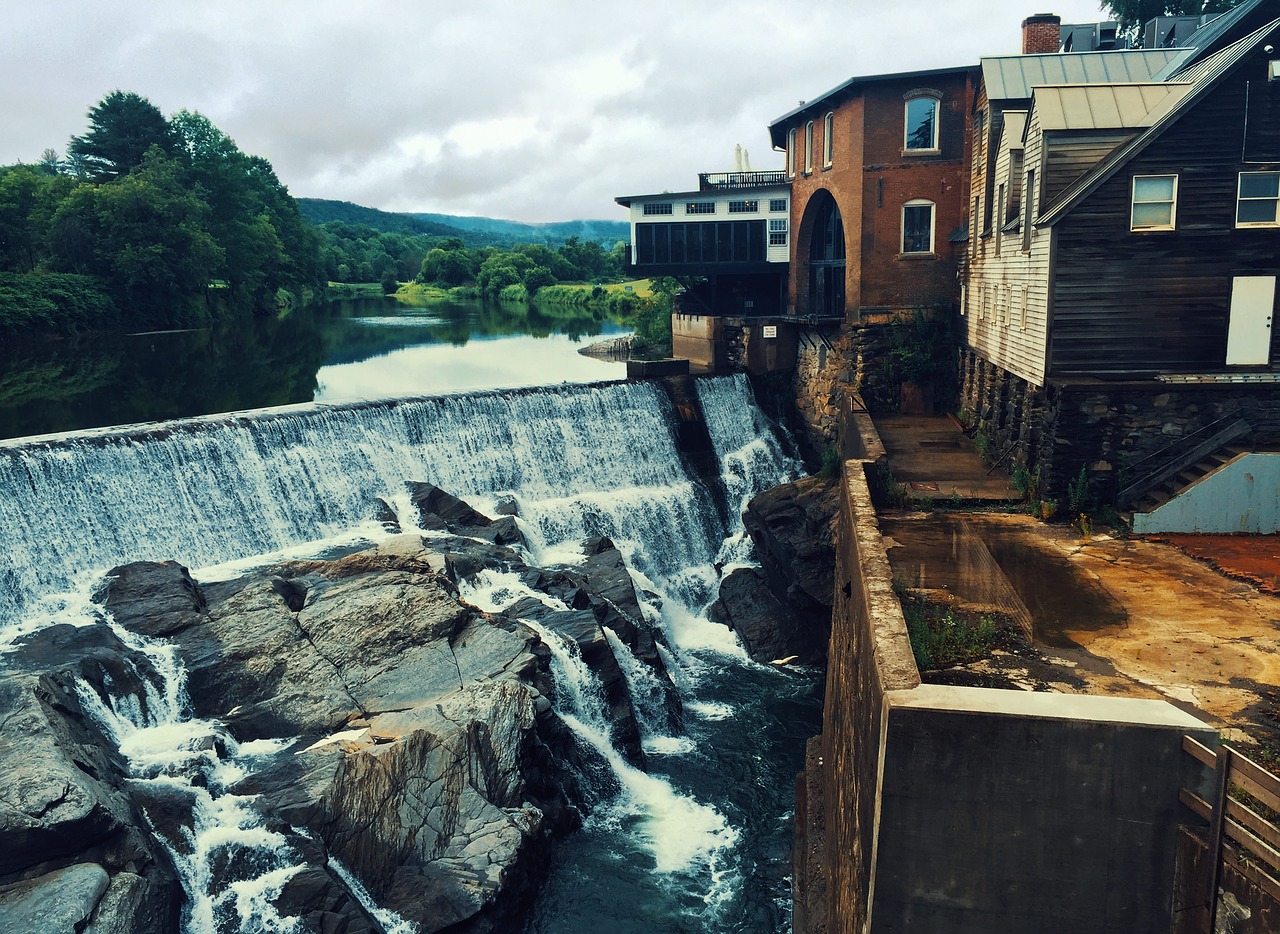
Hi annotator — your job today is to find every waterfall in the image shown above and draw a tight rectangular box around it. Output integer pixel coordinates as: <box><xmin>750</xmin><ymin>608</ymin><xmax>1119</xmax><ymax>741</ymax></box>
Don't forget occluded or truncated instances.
<box><xmin>460</xmin><ymin>571</ymin><xmax>737</xmax><ymax>882</ymax></box>
<box><xmin>1</xmin><ymin>375</ymin><xmax>804</xmax><ymax>931</ymax></box>
<box><xmin>0</xmin><ymin>382</ymin><xmax>720</xmax><ymax>627</ymax></box>
<box><xmin>74</xmin><ymin>620</ymin><xmax>305</xmax><ymax>934</ymax></box>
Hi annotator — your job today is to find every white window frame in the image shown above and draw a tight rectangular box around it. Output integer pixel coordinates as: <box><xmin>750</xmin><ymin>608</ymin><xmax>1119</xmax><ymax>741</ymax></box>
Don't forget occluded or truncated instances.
<box><xmin>1236</xmin><ymin>171</ymin><xmax>1280</xmax><ymax>228</ymax></box>
<box><xmin>769</xmin><ymin>198</ymin><xmax>788</xmax><ymax>212</ymax></box>
<box><xmin>901</xmin><ymin>199</ymin><xmax>936</xmax><ymax>255</ymax></box>
<box><xmin>1018</xmin><ymin>284</ymin><xmax>1029</xmax><ymax>331</ymax></box>
<box><xmin>904</xmin><ymin>96</ymin><xmax>940</xmax><ymax>153</ymax></box>
<box><xmin>804</xmin><ymin>121</ymin><xmax>814</xmax><ymax>174</ymax></box>
<box><xmin>1130</xmin><ymin>174</ymin><xmax>1178</xmax><ymax>231</ymax></box>
<box><xmin>685</xmin><ymin>201</ymin><xmax>716</xmax><ymax>215</ymax></box>
<box><xmin>823</xmin><ymin>112</ymin><xmax>834</xmax><ymax>168</ymax></box>
<box><xmin>769</xmin><ymin>218</ymin><xmax>788</xmax><ymax>246</ymax></box>
<box><xmin>643</xmin><ymin>202</ymin><xmax>673</xmax><ymax>216</ymax></box>
<box><xmin>728</xmin><ymin>200</ymin><xmax>759</xmax><ymax>214</ymax></box>
<box><xmin>787</xmin><ymin>128</ymin><xmax>796</xmax><ymax>178</ymax></box>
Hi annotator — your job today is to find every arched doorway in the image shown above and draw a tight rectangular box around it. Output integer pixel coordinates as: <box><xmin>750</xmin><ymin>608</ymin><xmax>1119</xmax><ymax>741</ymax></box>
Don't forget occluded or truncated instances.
<box><xmin>807</xmin><ymin>194</ymin><xmax>846</xmax><ymax>317</ymax></box>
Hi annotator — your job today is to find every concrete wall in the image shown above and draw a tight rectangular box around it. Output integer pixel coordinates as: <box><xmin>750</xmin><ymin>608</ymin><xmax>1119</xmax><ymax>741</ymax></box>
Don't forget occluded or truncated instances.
<box><xmin>793</xmin><ymin>410</ymin><xmax>1219</xmax><ymax>934</ymax></box>
<box><xmin>1134</xmin><ymin>453</ymin><xmax>1280</xmax><ymax>534</ymax></box>
<box><xmin>874</xmin><ymin>688</ymin><xmax>1214</xmax><ymax>934</ymax></box>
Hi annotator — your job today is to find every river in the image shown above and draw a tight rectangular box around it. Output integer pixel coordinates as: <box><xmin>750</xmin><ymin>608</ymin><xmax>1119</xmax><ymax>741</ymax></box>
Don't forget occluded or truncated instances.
<box><xmin>0</xmin><ymin>294</ymin><xmax>628</xmax><ymax>441</ymax></box>
<box><xmin>0</xmin><ymin>296</ymin><xmax>821</xmax><ymax>934</ymax></box>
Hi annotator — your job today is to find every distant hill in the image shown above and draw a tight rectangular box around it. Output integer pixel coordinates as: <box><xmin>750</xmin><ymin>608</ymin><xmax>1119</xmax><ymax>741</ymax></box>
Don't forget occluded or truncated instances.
<box><xmin>408</xmin><ymin>213</ymin><xmax>629</xmax><ymax>247</ymax></box>
<box><xmin>296</xmin><ymin>199</ymin><xmax>627</xmax><ymax>248</ymax></box>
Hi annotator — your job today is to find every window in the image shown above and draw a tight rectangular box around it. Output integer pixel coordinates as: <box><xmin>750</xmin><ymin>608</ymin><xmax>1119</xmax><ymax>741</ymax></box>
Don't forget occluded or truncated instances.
<box><xmin>1022</xmin><ymin>170</ymin><xmax>1036</xmax><ymax>251</ymax></box>
<box><xmin>686</xmin><ymin>201</ymin><xmax>716</xmax><ymax>215</ymax></box>
<box><xmin>998</xmin><ymin>285</ymin><xmax>1009</xmax><ymax>326</ymax></box>
<box><xmin>769</xmin><ymin>218</ymin><xmax>788</xmax><ymax>246</ymax></box>
<box><xmin>970</xmin><ymin>196</ymin><xmax>980</xmax><ymax>257</ymax></box>
<box><xmin>1237</xmin><ymin>172</ymin><xmax>1280</xmax><ymax>227</ymax></box>
<box><xmin>787</xmin><ymin>128</ymin><xmax>796</xmax><ymax>178</ymax></box>
<box><xmin>901</xmin><ymin>200</ymin><xmax>935</xmax><ymax>254</ymax></box>
<box><xmin>1131</xmin><ymin>174</ymin><xmax>1177</xmax><ymax>230</ymax></box>
<box><xmin>1018</xmin><ymin>285</ymin><xmax>1029</xmax><ymax>331</ymax></box>
<box><xmin>769</xmin><ymin>198</ymin><xmax>788</xmax><ymax>212</ymax></box>
<box><xmin>823</xmin><ymin>112</ymin><xmax>834</xmax><ymax>168</ymax></box>
<box><xmin>643</xmin><ymin>202</ymin><xmax>673</xmax><ymax>216</ymax></box>
<box><xmin>979</xmin><ymin>284</ymin><xmax>988</xmax><ymax>320</ymax></box>
<box><xmin>995</xmin><ymin>183</ymin><xmax>1006</xmax><ymax>253</ymax></box>
<box><xmin>728</xmin><ymin>200</ymin><xmax>759</xmax><ymax>213</ymax></box>
<box><xmin>804</xmin><ymin>121</ymin><xmax>814</xmax><ymax>173</ymax></box>
<box><xmin>905</xmin><ymin>96</ymin><xmax>939</xmax><ymax>151</ymax></box>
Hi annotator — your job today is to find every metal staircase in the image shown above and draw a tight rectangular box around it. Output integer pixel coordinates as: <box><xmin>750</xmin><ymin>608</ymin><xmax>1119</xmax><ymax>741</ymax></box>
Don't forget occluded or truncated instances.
<box><xmin>1116</xmin><ymin>416</ymin><xmax>1254</xmax><ymax>513</ymax></box>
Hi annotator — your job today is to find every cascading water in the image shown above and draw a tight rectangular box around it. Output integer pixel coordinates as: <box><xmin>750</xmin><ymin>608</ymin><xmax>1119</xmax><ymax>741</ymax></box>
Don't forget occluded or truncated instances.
<box><xmin>0</xmin><ymin>375</ymin><xmax>820</xmax><ymax>933</ymax></box>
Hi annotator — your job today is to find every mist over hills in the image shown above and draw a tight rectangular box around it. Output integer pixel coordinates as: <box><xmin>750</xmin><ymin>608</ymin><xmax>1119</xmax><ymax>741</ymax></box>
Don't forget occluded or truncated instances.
<box><xmin>297</xmin><ymin>198</ymin><xmax>628</xmax><ymax>248</ymax></box>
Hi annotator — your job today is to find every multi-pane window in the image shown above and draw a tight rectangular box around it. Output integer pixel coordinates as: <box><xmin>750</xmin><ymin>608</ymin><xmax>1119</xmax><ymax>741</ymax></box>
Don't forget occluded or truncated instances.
<box><xmin>905</xmin><ymin>97</ymin><xmax>939</xmax><ymax>151</ymax></box>
<box><xmin>769</xmin><ymin>198</ymin><xmax>788</xmax><ymax>212</ymax></box>
<box><xmin>1130</xmin><ymin>175</ymin><xmax>1177</xmax><ymax>230</ymax></box>
<box><xmin>643</xmin><ymin>202</ymin><xmax>673</xmax><ymax>216</ymax></box>
<box><xmin>769</xmin><ymin>219</ymin><xmax>788</xmax><ymax>246</ymax></box>
<box><xmin>1236</xmin><ymin>172</ymin><xmax>1280</xmax><ymax>227</ymax></box>
<box><xmin>1022</xmin><ymin>170</ymin><xmax>1036</xmax><ymax>250</ymax></box>
<box><xmin>901</xmin><ymin>200</ymin><xmax>935</xmax><ymax>254</ymax></box>
<box><xmin>686</xmin><ymin>201</ymin><xmax>716</xmax><ymax>215</ymax></box>
<box><xmin>804</xmin><ymin>121</ymin><xmax>814</xmax><ymax>173</ymax></box>
<box><xmin>728</xmin><ymin>200</ymin><xmax>759</xmax><ymax>214</ymax></box>
<box><xmin>787</xmin><ymin>128</ymin><xmax>796</xmax><ymax>178</ymax></box>
<box><xmin>823</xmin><ymin>112</ymin><xmax>834</xmax><ymax>168</ymax></box>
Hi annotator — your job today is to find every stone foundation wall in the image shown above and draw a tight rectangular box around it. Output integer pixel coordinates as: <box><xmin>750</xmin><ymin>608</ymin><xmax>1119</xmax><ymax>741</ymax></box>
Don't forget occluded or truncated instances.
<box><xmin>792</xmin><ymin>323</ymin><xmax>904</xmax><ymax>459</ymax></box>
<box><xmin>958</xmin><ymin>347</ymin><xmax>1280</xmax><ymax>502</ymax></box>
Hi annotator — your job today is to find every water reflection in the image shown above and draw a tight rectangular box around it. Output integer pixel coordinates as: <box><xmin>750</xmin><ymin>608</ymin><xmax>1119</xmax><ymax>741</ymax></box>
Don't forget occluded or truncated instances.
<box><xmin>0</xmin><ymin>296</ymin><xmax>628</xmax><ymax>440</ymax></box>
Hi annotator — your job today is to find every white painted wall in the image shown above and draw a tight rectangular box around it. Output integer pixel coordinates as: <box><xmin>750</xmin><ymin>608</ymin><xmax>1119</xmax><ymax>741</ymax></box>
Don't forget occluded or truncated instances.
<box><xmin>627</xmin><ymin>186</ymin><xmax>791</xmax><ymax>265</ymax></box>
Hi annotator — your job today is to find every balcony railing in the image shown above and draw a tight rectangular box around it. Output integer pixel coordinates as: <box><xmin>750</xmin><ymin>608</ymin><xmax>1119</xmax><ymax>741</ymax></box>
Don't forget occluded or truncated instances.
<box><xmin>698</xmin><ymin>171</ymin><xmax>788</xmax><ymax>191</ymax></box>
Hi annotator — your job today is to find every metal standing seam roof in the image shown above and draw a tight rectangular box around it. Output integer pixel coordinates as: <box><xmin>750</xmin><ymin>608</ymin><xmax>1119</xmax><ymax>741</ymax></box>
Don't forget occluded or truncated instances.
<box><xmin>1032</xmin><ymin>82</ymin><xmax>1192</xmax><ymax>130</ymax></box>
<box><xmin>1037</xmin><ymin>16</ymin><xmax>1280</xmax><ymax>227</ymax></box>
<box><xmin>981</xmin><ymin>48</ymin><xmax>1191</xmax><ymax>101</ymax></box>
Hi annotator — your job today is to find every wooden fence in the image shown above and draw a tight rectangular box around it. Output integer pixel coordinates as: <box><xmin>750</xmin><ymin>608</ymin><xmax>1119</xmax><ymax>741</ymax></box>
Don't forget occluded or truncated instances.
<box><xmin>1180</xmin><ymin>736</ymin><xmax>1280</xmax><ymax>931</ymax></box>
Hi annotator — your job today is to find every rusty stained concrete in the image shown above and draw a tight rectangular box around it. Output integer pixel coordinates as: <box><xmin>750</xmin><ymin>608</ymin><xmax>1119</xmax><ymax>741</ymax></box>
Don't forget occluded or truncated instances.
<box><xmin>888</xmin><ymin>511</ymin><xmax>1280</xmax><ymax>747</ymax></box>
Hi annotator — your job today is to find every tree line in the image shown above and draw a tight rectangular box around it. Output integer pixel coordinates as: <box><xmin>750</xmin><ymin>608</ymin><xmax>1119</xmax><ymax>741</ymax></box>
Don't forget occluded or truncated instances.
<box><xmin>0</xmin><ymin>90</ymin><xmax>627</xmax><ymax>336</ymax></box>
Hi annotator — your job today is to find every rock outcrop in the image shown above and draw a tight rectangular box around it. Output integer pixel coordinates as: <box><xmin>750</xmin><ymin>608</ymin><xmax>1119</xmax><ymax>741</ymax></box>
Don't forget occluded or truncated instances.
<box><xmin>0</xmin><ymin>488</ymin><xmax>676</xmax><ymax>934</ymax></box>
<box><xmin>711</xmin><ymin>476</ymin><xmax>837</xmax><ymax>664</ymax></box>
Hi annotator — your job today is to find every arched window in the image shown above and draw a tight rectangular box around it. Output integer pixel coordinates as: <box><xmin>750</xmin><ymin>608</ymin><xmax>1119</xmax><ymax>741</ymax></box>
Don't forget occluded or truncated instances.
<box><xmin>807</xmin><ymin>193</ymin><xmax>846</xmax><ymax>316</ymax></box>
<box><xmin>787</xmin><ymin>128</ymin><xmax>796</xmax><ymax>178</ymax></box>
<box><xmin>904</xmin><ymin>96</ymin><xmax>939</xmax><ymax>152</ymax></box>
<box><xmin>823</xmin><ymin>112</ymin><xmax>834</xmax><ymax>168</ymax></box>
<box><xmin>804</xmin><ymin>121</ymin><xmax>814</xmax><ymax>174</ymax></box>
<box><xmin>901</xmin><ymin>199</ymin><xmax>935</xmax><ymax>254</ymax></box>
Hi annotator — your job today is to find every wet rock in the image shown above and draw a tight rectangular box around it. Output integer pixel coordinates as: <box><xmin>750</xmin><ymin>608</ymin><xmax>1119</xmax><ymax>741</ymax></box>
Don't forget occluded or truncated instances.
<box><xmin>407</xmin><ymin>482</ymin><xmax>495</xmax><ymax>532</ymax></box>
<box><xmin>743</xmin><ymin>476</ymin><xmax>837</xmax><ymax>627</ymax></box>
<box><xmin>94</xmin><ymin>561</ymin><xmax>206</xmax><ymax>638</ymax></box>
<box><xmin>709</xmin><ymin>566</ymin><xmax>827</xmax><ymax>665</ymax></box>
<box><xmin>101</xmin><ymin>536</ymin><xmax>585</xmax><ymax>934</ymax></box>
<box><xmin>0</xmin><ymin>625</ymin><xmax>182</xmax><ymax>932</ymax></box>
<box><xmin>0</xmin><ymin>862</ymin><xmax>109</xmax><ymax>934</ymax></box>
<box><xmin>275</xmin><ymin>866</ymin><xmax>380</xmax><ymax>934</ymax></box>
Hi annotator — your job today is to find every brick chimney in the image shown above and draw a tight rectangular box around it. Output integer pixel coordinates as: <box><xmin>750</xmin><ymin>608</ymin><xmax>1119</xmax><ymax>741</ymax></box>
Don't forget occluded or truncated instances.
<box><xmin>1022</xmin><ymin>13</ymin><xmax>1061</xmax><ymax>54</ymax></box>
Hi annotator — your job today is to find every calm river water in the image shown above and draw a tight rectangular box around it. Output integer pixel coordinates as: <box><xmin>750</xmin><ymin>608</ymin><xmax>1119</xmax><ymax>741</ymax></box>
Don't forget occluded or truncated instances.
<box><xmin>0</xmin><ymin>295</ymin><xmax>628</xmax><ymax>441</ymax></box>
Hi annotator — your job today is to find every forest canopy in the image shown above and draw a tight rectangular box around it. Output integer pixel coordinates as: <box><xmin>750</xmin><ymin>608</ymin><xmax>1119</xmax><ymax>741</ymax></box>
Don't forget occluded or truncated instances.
<box><xmin>1</xmin><ymin>90</ymin><xmax>626</xmax><ymax>336</ymax></box>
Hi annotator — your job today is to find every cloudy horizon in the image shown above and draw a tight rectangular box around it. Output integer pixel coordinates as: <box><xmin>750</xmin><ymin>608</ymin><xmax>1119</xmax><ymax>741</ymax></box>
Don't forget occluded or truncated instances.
<box><xmin>6</xmin><ymin>1</ymin><xmax>1109</xmax><ymax>223</ymax></box>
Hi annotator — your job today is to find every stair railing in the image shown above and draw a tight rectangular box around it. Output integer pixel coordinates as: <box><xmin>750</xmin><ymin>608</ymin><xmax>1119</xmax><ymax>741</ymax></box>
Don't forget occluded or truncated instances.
<box><xmin>1114</xmin><ymin>414</ymin><xmax>1252</xmax><ymax>508</ymax></box>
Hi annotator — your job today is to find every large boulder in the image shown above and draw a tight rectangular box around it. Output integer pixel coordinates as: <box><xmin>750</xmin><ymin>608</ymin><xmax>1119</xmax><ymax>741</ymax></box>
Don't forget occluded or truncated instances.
<box><xmin>708</xmin><ymin>566</ymin><xmax>827</xmax><ymax>665</ymax></box>
<box><xmin>742</xmin><ymin>476</ymin><xmax>837</xmax><ymax>626</ymax></box>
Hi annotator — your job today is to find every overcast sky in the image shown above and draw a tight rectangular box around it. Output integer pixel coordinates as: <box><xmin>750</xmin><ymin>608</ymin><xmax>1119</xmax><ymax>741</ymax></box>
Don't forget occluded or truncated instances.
<box><xmin>3</xmin><ymin>1</ymin><xmax>1109</xmax><ymax>223</ymax></box>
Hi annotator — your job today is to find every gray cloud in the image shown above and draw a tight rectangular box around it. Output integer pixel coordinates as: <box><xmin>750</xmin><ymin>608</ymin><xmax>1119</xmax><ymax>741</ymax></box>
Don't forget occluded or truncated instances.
<box><xmin>3</xmin><ymin>0</ymin><xmax>1108</xmax><ymax>222</ymax></box>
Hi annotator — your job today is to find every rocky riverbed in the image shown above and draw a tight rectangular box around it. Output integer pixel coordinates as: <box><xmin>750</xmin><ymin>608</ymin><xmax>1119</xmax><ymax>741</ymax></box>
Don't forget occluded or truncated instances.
<box><xmin>0</xmin><ymin>486</ymin><xmax>678</xmax><ymax>934</ymax></box>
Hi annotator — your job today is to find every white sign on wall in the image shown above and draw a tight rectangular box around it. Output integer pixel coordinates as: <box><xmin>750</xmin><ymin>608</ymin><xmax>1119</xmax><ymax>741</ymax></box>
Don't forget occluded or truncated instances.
<box><xmin>762</xmin><ymin>325</ymin><xmax>777</xmax><ymax>339</ymax></box>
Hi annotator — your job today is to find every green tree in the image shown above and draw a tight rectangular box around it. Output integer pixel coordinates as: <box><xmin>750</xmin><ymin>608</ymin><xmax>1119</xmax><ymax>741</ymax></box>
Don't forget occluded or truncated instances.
<box><xmin>521</xmin><ymin>264</ymin><xmax>556</xmax><ymax>294</ymax></box>
<box><xmin>1102</xmin><ymin>0</ymin><xmax>1240</xmax><ymax>28</ymax></box>
<box><xmin>419</xmin><ymin>247</ymin><xmax>474</xmax><ymax>285</ymax></box>
<box><xmin>0</xmin><ymin>168</ymin><xmax>44</xmax><ymax>272</ymax></box>
<box><xmin>67</xmin><ymin>91</ymin><xmax>177</xmax><ymax>181</ymax></box>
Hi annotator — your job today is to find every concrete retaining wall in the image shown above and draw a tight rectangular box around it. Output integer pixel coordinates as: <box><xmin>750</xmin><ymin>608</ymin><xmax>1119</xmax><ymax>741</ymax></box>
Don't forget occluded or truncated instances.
<box><xmin>794</xmin><ymin>411</ymin><xmax>1219</xmax><ymax>934</ymax></box>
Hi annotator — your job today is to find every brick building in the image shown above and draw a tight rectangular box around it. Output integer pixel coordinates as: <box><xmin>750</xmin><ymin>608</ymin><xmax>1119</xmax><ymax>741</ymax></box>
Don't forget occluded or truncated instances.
<box><xmin>767</xmin><ymin>64</ymin><xmax>979</xmax><ymax>320</ymax></box>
